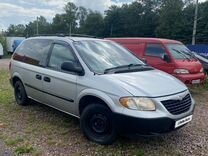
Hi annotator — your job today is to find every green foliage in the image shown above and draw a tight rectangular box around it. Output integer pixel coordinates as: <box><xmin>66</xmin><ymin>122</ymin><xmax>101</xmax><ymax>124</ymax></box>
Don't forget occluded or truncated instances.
<box><xmin>0</xmin><ymin>34</ymin><xmax>6</xmax><ymax>51</ymax></box>
<box><xmin>81</xmin><ymin>11</ymin><xmax>104</xmax><ymax>37</ymax></box>
<box><xmin>4</xmin><ymin>0</ymin><xmax>208</xmax><ymax>44</ymax></box>
<box><xmin>6</xmin><ymin>24</ymin><xmax>25</xmax><ymax>36</ymax></box>
<box><xmin>15</xmin><ymin>145</ymin><xmax>35</xmax><ymax>155</ymax></box>
<box><xmin>6</xmin><ymin>138</ymin><xmax>24</xmax><ymax>146</ymax></box>
<box><xmin>156</xmin><ymin>0</ymin><xmax>184</xmax><ymax>39</ymax></box>
<box><xmin>25</xmin><ymin>16</ymin><xmax>52</xmax><ymax>37</ymax></box>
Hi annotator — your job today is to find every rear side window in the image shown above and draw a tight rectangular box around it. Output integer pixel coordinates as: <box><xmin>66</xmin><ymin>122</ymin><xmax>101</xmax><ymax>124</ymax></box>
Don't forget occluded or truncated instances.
<box><xmin>145</xmin><ymin>44</ymin><xmax>166</xmax><ymax>57</ymax></box>
<box><xmin>14</xmin><ymin>39</ymin><xmax>52</xmax><ymax>66</ymax></box>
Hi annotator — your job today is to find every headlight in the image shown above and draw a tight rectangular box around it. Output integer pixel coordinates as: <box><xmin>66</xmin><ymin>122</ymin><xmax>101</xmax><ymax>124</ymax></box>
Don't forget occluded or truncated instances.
<box><xmin>119</xmin><ymin>97</ymin><xmax>156</xmax><ymax>111</ymax></box>
<box><xmin>174</xmin><ymin>69</ymin><xmax>189</xmax><ymax>74</ymax></box>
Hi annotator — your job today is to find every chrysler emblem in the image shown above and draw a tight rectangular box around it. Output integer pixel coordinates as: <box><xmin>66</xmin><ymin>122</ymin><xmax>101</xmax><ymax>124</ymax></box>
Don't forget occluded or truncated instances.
<box><xmin>178</xmin><ymin>95</ymin><xmax>184</xmax><ymax>101</ymax></box>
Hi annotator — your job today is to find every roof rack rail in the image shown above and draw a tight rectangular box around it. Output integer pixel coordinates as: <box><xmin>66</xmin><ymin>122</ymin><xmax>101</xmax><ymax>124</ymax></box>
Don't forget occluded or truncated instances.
<box><xmin>69</xmin><ymin>34</ymin><xmax>97</xmax><ymax>38</ymax></box>
<box><xmin>33</xmin><ymin>34</ymin><xmax>65</xmax><ymax>37</ymax></box>
<box><xmin>33</xmin><ymin>33</ymin><xmax>98</xmax><ymax>38</ymax></box>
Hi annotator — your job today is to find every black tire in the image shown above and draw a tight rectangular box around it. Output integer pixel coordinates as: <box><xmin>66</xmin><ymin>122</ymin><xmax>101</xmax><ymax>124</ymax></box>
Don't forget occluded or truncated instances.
<box><xmin>80</xmin><ymin>104</ymin><xmax>117</xmax><ymax>145</ymax></box>
<box><xmin>14</xmin><ymin>81</ymin><xmax>29</xmax><ymax>106</ymax></box>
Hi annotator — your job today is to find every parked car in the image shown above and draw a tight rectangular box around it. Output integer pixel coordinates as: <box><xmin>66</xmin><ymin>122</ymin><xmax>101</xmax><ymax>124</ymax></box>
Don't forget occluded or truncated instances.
<box><xmin>12</xmin><ymin>39</ymin><xmax>24</xmax><ymax>52</ymax></box>
<box><xmin>107</xmin><ymin>38</ymin><xmax>206</xmax><ymax>85</ymax></box>
<box><xmin>10</xmin><ymin>36</ymin><xmax>195</xmax><ymax>145</ymax></box>
<box><xmin>6</xmin><ymin>37</ymin><xmax>25</xmax><ymax>54</ymax></box>
<box><xmin>0</xmin><ymin>43</ymin><xmax>3</xmax><ymax>59</ymax></box>
<box><xmin>192</xmin><ymin>52</ymin><xmax>208</xmax><ymax>72</ymax></box>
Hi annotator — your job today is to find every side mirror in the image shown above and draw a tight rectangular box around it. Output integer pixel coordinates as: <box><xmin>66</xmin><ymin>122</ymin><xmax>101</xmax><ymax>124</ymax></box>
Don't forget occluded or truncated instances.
<box><xmin>161</xmin><ymin>54</ymin><xmax>171</xmax><ymax>63</ymax></box>
<box><xmin>61</xmin><ymin>61</ymin><xmax>84</xmax><ymax>76</ymax></box>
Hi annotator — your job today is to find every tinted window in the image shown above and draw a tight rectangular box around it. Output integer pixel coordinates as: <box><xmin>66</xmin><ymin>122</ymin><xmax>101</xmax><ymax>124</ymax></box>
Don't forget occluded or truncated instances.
<box><xmin>145</xmin><ymin>44</ymin><xmax>166</xmax><ymax>57</ymax></box>
<box><xmin>14</xmin><ymin>39</ymin><xmax>52</xmax><ymax>66</ymax></box>
<box><xmin>48</xmin><ymin>44</ymin><xmax>76</xmax><ymax>71</ymax></box>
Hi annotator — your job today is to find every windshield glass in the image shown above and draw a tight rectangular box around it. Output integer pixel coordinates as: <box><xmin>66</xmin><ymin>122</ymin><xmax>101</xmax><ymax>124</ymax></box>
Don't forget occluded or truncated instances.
<box><xmin>167</xmin><ymin>44</ymin><xmax>194</xmax><ymax>60</ymax></box>
<box><xmin>74</xmin><ymin>40</ymin><xmax>144</xmax><ymax>74</ymax></box>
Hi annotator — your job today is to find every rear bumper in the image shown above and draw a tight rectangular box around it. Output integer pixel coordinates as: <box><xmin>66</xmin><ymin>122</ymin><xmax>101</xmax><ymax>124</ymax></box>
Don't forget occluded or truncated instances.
<box><xmin>173</xmin><ymin>73</ymin><xmax>206</xmax><ymax>84</ymax></box>
<box><xmin>114</xmin><ymin>113</ymin><xmax>193</xmax><ymax>135</ymax></box>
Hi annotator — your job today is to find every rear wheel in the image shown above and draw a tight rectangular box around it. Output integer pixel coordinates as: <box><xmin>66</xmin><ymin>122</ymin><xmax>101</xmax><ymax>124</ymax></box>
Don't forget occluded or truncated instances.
<box><xmin>14</xmin><ymin>81</ymin><xmax>29</xmax><ymax>105</ymax></box>
<box><xmin>80</xmin><ymin>104</ymin><xmax>117</xmax><ymax>145</ymax></box>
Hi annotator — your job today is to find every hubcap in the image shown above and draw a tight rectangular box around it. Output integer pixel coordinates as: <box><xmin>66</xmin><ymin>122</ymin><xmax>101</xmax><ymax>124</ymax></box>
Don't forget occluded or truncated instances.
<box><xmin>16</xmin><ymin>85</ymin><xmax>22</xmax><ymax>100</ymax></box>
<box><xmin>90</xmin><ymin>114</ymin><xmax>108</xmax><ymax>134</ymax></box>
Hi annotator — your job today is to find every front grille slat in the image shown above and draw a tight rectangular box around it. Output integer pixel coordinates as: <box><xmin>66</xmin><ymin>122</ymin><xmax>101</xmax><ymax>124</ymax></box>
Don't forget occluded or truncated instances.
<box><xmin>165</xmin><ymin>102</ymin><xmax>191</xmax><ymax>110</ymax></box>
<box><xmin>161</xmin><ymin>94</ymin><xmax>192</xmax><ymax>115</ymax></box>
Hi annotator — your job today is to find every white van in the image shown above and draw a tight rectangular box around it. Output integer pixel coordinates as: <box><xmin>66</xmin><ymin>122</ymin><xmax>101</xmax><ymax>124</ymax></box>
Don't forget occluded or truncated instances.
<box><xmin>0</xmin><ymin>43</ymin><xmax>3</xmax><ymax>59</ymax></box>
<box><xmin>10</xmin><ymin>36</ymin><xmax>195</xmax><ymax>145</ymax></box>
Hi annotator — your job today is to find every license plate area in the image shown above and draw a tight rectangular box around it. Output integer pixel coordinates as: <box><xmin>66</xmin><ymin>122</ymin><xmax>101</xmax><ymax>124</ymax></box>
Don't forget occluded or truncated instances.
<box><xmin>175</xmin><ymin>115</ymin><xmax>192</xmax><ymax>128</ymax></box>
<box><xmin>192</xmin><ymin>79</ymin><xmax>200</xmax><ymax>84</ymax></box>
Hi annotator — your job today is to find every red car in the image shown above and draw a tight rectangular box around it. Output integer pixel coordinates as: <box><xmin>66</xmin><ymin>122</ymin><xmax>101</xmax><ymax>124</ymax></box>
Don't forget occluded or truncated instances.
<box><xmin>107</xmin><ymin>38</ymin><xmax>206</xmax><ymax>85</ymax></box>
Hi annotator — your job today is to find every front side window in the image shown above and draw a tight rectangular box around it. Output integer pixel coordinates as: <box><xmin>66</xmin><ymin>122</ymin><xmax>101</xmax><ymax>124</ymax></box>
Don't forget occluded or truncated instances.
<box><xmin>48</xmin><ymin>44</ymin><xmax>76</xmax><ymax>71</ymax></box>
<box><xmin>145</xmin><ymin>44</ymin><xmax>166</xmax><ymax>57</ymax></box>
<box><xmin>74</xmin><ymin>40</ymin><xmax>144</xmax><ymax>74</ymax></box>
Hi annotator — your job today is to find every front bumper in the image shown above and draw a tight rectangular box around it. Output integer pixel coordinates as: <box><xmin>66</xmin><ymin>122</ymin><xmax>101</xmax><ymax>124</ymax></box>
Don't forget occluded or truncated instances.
<box><xmin>173</xmin><ymin>73</ymin><xmax>206</xmax><ymax>84</ymax></box>
<box><xmin>114</xmin><ymin>113</ymin><xmax>193</xmax><ymax>135</ymax></box>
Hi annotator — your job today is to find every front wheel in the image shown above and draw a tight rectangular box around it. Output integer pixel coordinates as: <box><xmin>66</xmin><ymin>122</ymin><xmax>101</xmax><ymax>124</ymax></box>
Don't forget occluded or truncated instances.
<box><xmin>80</xmin><ymin>104</ymin><xmax>117</xmax><ymax>145</ymax></box>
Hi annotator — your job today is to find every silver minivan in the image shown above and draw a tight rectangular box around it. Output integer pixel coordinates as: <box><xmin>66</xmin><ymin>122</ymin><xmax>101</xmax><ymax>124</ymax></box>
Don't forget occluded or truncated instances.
<box><xmin>10</xmin><ymin>36</ymin><xmax>195</xmax><ymax>145</ymax></box>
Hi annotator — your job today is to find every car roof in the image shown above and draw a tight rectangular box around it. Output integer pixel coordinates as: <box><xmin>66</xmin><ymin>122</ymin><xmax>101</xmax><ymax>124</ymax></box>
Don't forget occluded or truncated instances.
<box><xmin>107</xmin><ymin>37</ymin><xmax>182</xmax><ymax>44</ymax></box>
<box><xmin>26</xmin><ymin>36</ymin><xmax>105</xmax><ymax>42</ymax></box>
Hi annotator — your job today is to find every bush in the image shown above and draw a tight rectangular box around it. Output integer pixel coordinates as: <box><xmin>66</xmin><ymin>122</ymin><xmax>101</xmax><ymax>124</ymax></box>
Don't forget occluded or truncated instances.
<box><xmin>0</xmin><ymin>34</ymin><xmax>6</xmax><ymax>53</ymax></box>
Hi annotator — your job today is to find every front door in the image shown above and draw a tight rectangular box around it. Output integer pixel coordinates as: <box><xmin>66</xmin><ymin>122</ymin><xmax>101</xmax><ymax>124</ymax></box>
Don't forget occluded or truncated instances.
<box><xmin>42</xmin><ymin>42</ymin><xmax>78</xmax><ymax>114</ymax></box>
<box><xmin>144</xmin><ymin>43</ymin><xmax>175</xmax><ymax>74</ymax></box>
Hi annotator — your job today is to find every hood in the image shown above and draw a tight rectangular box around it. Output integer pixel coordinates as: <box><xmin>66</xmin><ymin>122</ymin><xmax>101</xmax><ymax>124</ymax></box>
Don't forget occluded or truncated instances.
<box><xmin>103</xmin><ymin>70</ymin><xmax>187</xmax><ymax>97</ymax></box>
<box><xmin>175</xmin><ymin>60</ymin><xmax>203</xmax><ymax>74</ymax></box>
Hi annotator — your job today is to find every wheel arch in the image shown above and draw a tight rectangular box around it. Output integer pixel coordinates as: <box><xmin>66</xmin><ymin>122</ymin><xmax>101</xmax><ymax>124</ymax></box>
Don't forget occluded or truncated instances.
<box><xmin>76</xmin><ymin>89</ymin><xmax>118</xmax><ymax>116</ymax></box>
<box><xmin>11</xmin><ymin>72</ymin><xmax>24</xmax><ymax>87</ymax></box>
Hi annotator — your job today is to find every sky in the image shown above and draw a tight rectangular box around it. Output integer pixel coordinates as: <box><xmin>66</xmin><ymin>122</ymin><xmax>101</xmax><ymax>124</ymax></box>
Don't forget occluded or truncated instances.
<box><xmin>0</xmin><ymin>0</ymin><xmax>206</xmax><ymax>30</ymax></box>
<box><xmin>0</xmin><ymin>0</ymin><xmax>133</xmax><ymax>30</ymax></box>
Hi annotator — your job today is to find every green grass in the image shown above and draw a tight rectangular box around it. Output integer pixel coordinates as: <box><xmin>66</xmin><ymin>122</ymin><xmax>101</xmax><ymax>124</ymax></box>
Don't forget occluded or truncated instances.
<box><xmin>0</xmin><ymin>70</ymin><xmax>13</xmax><ymax>104</ymax></box>
<box><xmin>15</xmin><ymin>145</ymin><xmax>35</xmax><ymax>155</ymax></box>
<box><xmin>5</xmin><ymin>137</ymin><xmax>24</xmax><ymax>146</ymax></box>
<box><xmin>189</xmin><ymin>79</ymin><xmax>208</xmax><ymax>94</ymax></box>
<box><xmin>0</xmin><ymin>69</ymin><xmax>205</xmax><ymax>156</ymax></box>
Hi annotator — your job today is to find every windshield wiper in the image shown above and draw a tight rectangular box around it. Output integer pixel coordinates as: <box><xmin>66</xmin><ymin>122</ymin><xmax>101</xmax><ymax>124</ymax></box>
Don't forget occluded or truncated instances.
<box><xmin>172</xmin><ymin>48</ymin><xmax>191</xmax><ymax>61</ymax></box>
<box><xmin>104</xmin><ymin>64</ymin><xmax>149</xmax><ymax>74</ymax></box>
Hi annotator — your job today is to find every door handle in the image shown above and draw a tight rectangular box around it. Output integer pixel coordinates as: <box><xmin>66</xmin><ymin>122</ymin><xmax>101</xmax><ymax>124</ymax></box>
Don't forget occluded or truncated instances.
<box><xmin>44</xmin><ymin>77</ymin><xmax>51</xmax><ymax>82</ymax></box>
<box><xmin>36</xmin><ymin>74</ymin><xmax>42</xmax><ymax>80</ymax></box>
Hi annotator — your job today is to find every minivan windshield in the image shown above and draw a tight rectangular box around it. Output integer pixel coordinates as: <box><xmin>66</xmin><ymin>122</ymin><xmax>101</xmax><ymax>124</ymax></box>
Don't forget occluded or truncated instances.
<box><xmin>167</xmin><ymin>44</ymin><xmax>195</xmax><ymax>60</ymax></box>
<box><xmin>74</xmin><ymin>40</ymin><xmax>145</xmax><ymax>74</ymax></box>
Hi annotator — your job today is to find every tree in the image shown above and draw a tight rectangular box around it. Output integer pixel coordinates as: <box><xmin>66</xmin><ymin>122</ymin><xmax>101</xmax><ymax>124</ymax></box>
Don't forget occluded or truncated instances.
<box><xmin>52</xmin><ymin>2</ymin><xmax>78</xmax><ymax>35</ymax></box>
<box><xmin>25</xmin><ymin>16</ymin><xmax>52</xmax><ymax>37</ymax></box>
<box><xmin>0</xmin><ymin>33</ymin><xmax>6</xmax><ymax>52</ymax></box>
<box><xmin>104</xmin><ymin>1</ymin><xmax>160</xmax><ymax>37</ymax></box>
<box><xmin>156</xmin><ymin>0</ymin><xmax>184</xmax><ymax>39</ymax></box>
<box><xmin>6</xmin><ymin>24</ymin><xmax>25</xmax><ymax>36</ymax></box>
<box><xmin>181</xmin><ymin>3</ymin><xmax>195</xmax><ymax>43</ymax></box>
<box><xmin>196</xmin><ymin>1</ymin><xmax>208</xmax><ymax>43</ymax></box>
<box><xmin>81</xmin><ymin>11</ymin><xmax>104</xmax><ymax>37</ymax></box>
<box><xmin>52</xmin><ymin>14</ymin><xmax>67</xmax><ymax>34</ymax></box>
<box><xmin>64</xmin><ymin>2</ymin><xmax>78</xmax><ymax>34</ymax></box>
<box><xmin>77</xmin><ymin>7</ymin><xmax>89</xmax><ymax>33</ymax></box>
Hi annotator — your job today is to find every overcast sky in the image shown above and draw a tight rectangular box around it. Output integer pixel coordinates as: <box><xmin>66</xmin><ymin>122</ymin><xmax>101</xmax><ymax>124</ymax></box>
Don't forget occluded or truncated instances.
<box><xmin>0</xmin><ymin>0</ymin><xmax>206</xmax><ymax>30</ymax></box>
